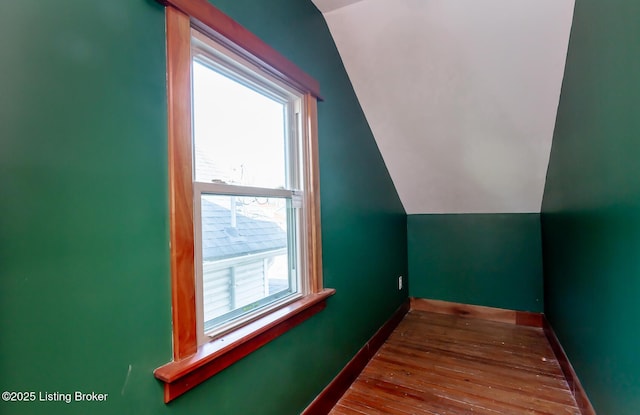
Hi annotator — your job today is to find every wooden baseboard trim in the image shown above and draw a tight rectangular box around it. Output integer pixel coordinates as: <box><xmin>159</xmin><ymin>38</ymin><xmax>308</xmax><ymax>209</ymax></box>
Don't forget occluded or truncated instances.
<box><xmin>301</xmin><ymin>299</ymin><xmax>410</xmax><ymax>415</ymax></box>
<box><xmin>543</xmin><ymin>318</ymin><xmax>596</xmax><ymax>415</ymax></box>
<box><xmin>409</xmin><ymin>297</ymin><xmax>544</xmax><ymax>327</ymax></box>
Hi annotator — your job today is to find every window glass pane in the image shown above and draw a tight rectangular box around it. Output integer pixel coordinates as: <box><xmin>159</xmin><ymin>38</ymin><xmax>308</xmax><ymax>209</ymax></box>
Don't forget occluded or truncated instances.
<box><xmin>192</xmin><ymin>60</ymin><xmax>287</xmax><ymax>189</ymax></box>
<box><xmin>200</xmin><ymin>194</ymin><xmax>295</xmax><ymax>331</ymax></box>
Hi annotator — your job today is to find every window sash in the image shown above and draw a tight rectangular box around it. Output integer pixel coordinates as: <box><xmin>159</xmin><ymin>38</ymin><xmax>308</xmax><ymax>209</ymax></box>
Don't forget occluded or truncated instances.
<box><xmin>191</xmin><ymin>27</ymin><xmax>303</xmax><ymax>191</ymax></box>
<box><xmin>193</xmin><ymin>182</ymin><xmax>296</xmax><ymax>198</ymax></box>
<box><xmin>193</xmin><ymin>188</ymin><xmax>305</xmax><ymax>343</ymax></box>
<box><xmin>190</xmin><ymin>30</ymin><xmax>309</xmax><ymax>342</ymax></box>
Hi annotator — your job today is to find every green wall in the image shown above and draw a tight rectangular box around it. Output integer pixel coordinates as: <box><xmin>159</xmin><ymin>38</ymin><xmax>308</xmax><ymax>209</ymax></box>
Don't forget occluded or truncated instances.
<box><xmin>541</xmin><ymin>1</ymin><xmax>640</xmax><ymax>413</ymax></box>
<box><xmin>0</xmin><ymin>1</ymin><xmax>407</xmax><ymax>414</ymax></box>
<box><xmin>408</xmin><ymin>214</ymin><xmax>543</xmax><ymax>312</ymax></box>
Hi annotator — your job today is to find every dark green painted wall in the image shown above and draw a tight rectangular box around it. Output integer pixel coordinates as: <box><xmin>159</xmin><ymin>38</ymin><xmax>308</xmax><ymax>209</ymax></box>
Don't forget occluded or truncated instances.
<box><xmin>408</xmin><ymin>214</ymin><xmax>543</xmax><ymax>312</ymax></box>
<box><xmin>541</xmin><ymin>1</ymin><xmax>640</xmax><ymax>413</ymax></box>
<box><xmin>0</xmin><ymin>1</ymin><xmax>407</xmax><ymax>414</ymax></box>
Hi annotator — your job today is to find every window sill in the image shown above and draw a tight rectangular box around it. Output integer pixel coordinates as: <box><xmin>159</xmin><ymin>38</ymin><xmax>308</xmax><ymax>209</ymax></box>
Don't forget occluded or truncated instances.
<box><xmin>154</xmin><ymin>288</ymin><xmax>335</xmax><ymax>402</ymax></box>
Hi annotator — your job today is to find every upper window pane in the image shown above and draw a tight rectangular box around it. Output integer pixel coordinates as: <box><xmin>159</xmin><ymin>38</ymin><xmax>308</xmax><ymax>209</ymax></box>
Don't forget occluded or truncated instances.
<box><xmin>192</xmin><ymin>59</ymin><xmax>287</xmax><ymax>189</ymax></box>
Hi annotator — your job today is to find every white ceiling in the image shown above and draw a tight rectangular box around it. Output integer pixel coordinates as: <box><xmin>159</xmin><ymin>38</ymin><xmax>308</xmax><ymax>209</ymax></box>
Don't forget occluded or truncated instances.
<box><xmin>312</xmin><ymin>0</ymin><xmax>575</xmax><ymax>214</ymax></box>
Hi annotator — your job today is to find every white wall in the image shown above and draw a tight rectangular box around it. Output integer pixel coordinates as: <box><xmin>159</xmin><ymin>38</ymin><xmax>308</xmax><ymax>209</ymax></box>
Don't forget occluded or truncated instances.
<box><xmin>314</xmin><ymin>0</ymin><xmax>575</xmax><ymax>213</ymax></box>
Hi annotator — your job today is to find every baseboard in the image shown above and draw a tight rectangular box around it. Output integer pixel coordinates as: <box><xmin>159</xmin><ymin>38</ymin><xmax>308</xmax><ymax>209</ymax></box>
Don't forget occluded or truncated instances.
<box><xmin>409</xmin><ymin>297</ymin><xmax>544</xmax><ymax>327</ymax></box>
<box><xmin>301</xmin><ymin>299</ymin><xmax>410</xmax><ymax>415</ymax></box>
<box><xmin>543</xmin><ymin>318</ymin><xmax>596</xmax><ymax>415</ymax></box>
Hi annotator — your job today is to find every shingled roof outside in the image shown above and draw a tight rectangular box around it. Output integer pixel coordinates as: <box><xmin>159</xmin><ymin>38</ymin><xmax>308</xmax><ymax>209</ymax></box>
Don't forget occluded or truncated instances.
<box><xmin>200</xmin><ymin>198</ymin><xmax>287</xmax><ymax>262</ymax></box>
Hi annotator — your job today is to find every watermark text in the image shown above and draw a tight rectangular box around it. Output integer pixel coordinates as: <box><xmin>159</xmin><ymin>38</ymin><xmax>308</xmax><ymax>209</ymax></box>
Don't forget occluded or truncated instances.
<box><xmin>2</xmin><ymin>391</ymin><xmax>108</xmax><ymax>404</ymax></box>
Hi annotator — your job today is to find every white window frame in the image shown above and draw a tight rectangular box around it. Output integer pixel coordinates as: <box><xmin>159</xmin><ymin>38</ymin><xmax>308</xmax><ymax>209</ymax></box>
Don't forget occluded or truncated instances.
<box><xmin>191</xmin><ymin>30</ymin><xmax>312</xmax><ymax>343</ymax></box>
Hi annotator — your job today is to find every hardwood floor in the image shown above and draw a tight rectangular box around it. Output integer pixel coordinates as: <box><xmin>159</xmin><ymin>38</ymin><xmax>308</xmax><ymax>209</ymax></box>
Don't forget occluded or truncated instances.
<box><xmin>329</xmin><ymin>310</ymin><xmax>581</xmax><ymax>415</ymax></box>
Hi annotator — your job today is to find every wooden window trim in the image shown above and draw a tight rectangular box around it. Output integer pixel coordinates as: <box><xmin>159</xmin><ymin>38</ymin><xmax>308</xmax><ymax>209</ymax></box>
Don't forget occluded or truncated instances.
<box><xmin>155</xmin><ymin>1</ymin><xmax>332</xmax><ymax>403</ymax></box>
<box><xmin>159</xmin><ymin>0</ymin><xmax>321</xmax><ymax>100</ymax></box>
<box><xmin>155</xmin><ymin>289</ymin><xmax>334</xmax><ymax>402</ymax></box>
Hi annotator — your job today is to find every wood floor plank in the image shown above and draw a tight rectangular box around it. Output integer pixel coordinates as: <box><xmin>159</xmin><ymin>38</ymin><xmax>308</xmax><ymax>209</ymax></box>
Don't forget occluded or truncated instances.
<box><xmin>373</xmin><ymin>350</ymin><xmax>577</xmax><ymax>406</ymax></box>
<box><xmin>380</xmin><ymin>340</ymin><xmax>567</xmax><ymax>387</ymax></box>
<box><xmin>358</xmin><ymin>362</ymin><xmax>577</xmax><ymax>414</ymax></box>
<box><xmin>329</xmin><ymin>310</ymin><xmax>581</xmax><ymax>415</ymax></box>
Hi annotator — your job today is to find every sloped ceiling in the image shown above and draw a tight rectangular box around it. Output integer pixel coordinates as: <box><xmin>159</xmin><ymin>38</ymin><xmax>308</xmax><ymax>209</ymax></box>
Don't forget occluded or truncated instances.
<box><xmin>312</xmin><ymin>0</ymin><xmax>575</xmax><ymax>214</ymax></box>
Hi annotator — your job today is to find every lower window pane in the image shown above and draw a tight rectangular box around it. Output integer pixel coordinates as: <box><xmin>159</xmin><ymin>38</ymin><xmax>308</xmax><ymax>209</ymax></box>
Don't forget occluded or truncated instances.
<box><xmin>199</xmin><ymin>194</ymin><xmax>296</xmax><ymax>333</ymax></box>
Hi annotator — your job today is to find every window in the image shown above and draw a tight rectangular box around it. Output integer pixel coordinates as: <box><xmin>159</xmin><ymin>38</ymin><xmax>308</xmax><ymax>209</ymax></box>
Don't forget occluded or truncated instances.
<box><xmin>153</xmin><ymin>0</ymin><xmax>334</xmax><ymax>403</ymax></box>
<box><xmin>192</xmin><ymin>30</ymin><xmax>307</xmax><ymax>342</ymax></box>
